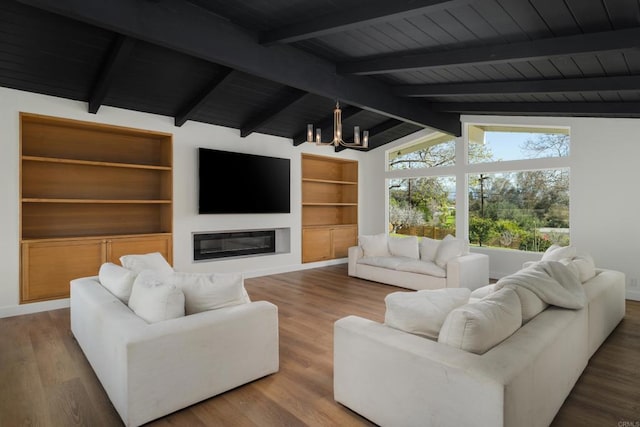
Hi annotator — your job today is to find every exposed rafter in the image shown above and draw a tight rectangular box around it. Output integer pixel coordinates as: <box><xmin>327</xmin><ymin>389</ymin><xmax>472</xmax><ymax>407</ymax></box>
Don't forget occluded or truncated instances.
<box><xmin>18</xmin><ymin>0</ymin><xmax>460</xmax><ymax>136</ymax></box>
<box><xmin>335</xmin><ymin>119</ymin><xmax>406</xmax><ymax>152</ymax></box>
<box><xmin>432</xmin><ymin>102</ymin><xmax>640</xmax><ymax>117</ymax></box>
<box><xmin>338</xmin><ymin>27</ymin><xmax>640</xmax><ymax>75</ymax></box>
<box><xmin>292</xmin><ymin>106</ymin><xmax>363</xmax><ymax>146</ymax></box>
<box><xmin>88</xmin><ymin>35</ymin><xmax>135</xmax><ymax>114</ymax></box>
<box><xmin>240</xmin><ymin>88</ymin><xmax>308</xmax><ymax>138</ymax></box>
<box><xmin>394</xmin><ymin>75</ymin><xmax>640</xmax><ymax>97</ymax></box>
<box><xmin>260</xmin><ymin>0</ymin><xmax>468</xmax><ymax>45</ymax></box>
<box><xmin>175</xmin><ymin>69</ymin><xmax>235</xmax><ymax>127</ymax></box>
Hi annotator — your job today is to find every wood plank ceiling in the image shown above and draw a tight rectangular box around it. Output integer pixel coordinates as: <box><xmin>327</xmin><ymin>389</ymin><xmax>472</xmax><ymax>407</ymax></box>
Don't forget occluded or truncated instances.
<box><xmin>1</xmin><ymin>0</ymin><xmax>639</xmax><ymax>151</ymax></box>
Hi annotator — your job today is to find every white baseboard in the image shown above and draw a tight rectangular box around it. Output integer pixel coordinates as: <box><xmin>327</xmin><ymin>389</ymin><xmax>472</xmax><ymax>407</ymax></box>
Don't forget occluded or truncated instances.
<box><xmin>0</xmin><ymin>298</ymin><xmax>70</xmax><ymax>319</ymax></box>
<box><xmin>626</xmin><ymin>289</ymin><xmax>640</xmax><ymax>301</ymax></box>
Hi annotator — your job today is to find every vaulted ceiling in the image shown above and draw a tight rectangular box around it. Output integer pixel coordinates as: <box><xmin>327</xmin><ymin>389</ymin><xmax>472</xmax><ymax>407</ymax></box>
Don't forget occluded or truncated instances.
<box><xmin>2</xmin><ymin>0</ymin><xmax>640</xmax><ymax>151</ymax></box>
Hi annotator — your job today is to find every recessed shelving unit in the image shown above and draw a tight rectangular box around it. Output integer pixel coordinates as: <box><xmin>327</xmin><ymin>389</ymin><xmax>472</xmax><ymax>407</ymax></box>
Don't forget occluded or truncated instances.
<box><xmin>20</xmin><ymin>113</ymin><xmax>173</xmax><ymax>302</ymax></box>
<box><xmin>301</xmin><ymin>153</ymin><xmax>358</xmax><ymax>263</ymax></box>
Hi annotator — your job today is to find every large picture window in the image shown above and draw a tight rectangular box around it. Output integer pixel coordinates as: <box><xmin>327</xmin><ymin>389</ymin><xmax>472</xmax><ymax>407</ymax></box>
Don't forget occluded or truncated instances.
<box><xmin>386</xmin><ymin>124</ymin><xmax>571</xmax><ymax>252</ymax></box>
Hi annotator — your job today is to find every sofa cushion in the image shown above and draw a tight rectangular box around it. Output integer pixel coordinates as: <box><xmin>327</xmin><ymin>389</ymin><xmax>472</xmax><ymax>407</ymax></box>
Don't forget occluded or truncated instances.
<box><xmin>501</xmin><ymin>284</ymin><xmax>549</xmax><ymax>323</ymax></box>
<box><xmin>357</xmin><ymin>256</ymin><xmax>408</xmax><ymax>269</ymax></box>
<box><xmin>128</xmin><ymin>270</ymin><xmax>185</xmax><ymax>323</ymax></box>
<box><xmin>419</xmin><ymin>237</ymin><xmax>440</xmax><ymax>262</ymax></box>
<box><xmin>395</xmin><ymin>260</ymin><xmax>446</xmax><ymax>277</ymax></box>
<box><xmin>434</xmin><ymin>235</ymin><xmax>466</xmax><ymax>268</ymax></box>
<box><xmin>359</xmin><ymin>233</ymin><xmax>390</xmax><ymax>258</ymax></box>
<box><xmin>388</xmin><ymin>236</ymin><xmax>419</xmax><ymax>259</ymax></box>
<box><xmin>120</xmin><ymin>252</ymin><xmax>174</xmax><ymax>276</ymax></box>
<box><xmin>541</xmin><ymin>244</ymin><xmax>577</xmax><ymax>262</ymax></box>
<box><xmin>169</xmin><ymin>272</ymin><xmax>250</xmax><ymax>315</ymax></box>
<box><xmin>438</xmin><ymin>288</ymin><xmax>522</xmax><ymax>354</ymax></box>
<box><xmin>98</xmin><ymin>262</ymin><xmax>137</xmax><ymax>304</ymax></box>
<box><xmin>384</xmin><ymin>288</ymin><xmax>471</xmax><ymax>339</ymax></box>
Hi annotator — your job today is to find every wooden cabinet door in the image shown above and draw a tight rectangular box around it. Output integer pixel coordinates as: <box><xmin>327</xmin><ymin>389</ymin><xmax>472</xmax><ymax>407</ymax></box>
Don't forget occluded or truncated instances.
<box><xmin>21</xmin><ymin>239</ymin><xmax>105</xmax><ymax>302</ymax></box>
<box><xmin>107</xmin><ymin>234</ymin><xmax>173</xmax><ymax>266</ymax></box>
<box><xmin>332</xmin><ymin>226</ymin><xmax>357</xmax><ymax>259</ymax></box>
<box><xmin>302</xmin><ymin>228</ymin><xmax>332</xmax><ymax>263</ymax></box>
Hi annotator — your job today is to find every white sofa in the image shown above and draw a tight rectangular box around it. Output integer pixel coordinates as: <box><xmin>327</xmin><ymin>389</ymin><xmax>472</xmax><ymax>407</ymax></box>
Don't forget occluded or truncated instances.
<box><xmin>334</xmin><ymin>267</ymin><xmax>626</xmax><ymax>427</ymax></box>
<box><xmin>70</xmin><ymin>276</ymin><xmax>279</xmax><ymax>427</ymax></box>
<box><xmin>348</xmin><ymin>234</ymin><xmax>489</xmax><ymax>291</ymax></box>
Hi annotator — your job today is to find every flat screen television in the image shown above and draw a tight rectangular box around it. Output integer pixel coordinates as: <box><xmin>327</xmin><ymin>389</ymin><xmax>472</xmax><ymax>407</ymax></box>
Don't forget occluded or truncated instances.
<box><xmin>198</xmin><ymin>148</ymin><xmax>290</xmax><ymax>214</ymax></box>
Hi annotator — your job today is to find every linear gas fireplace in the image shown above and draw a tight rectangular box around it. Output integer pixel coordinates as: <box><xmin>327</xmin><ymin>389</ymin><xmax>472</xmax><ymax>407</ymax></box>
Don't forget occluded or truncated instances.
<box><xmin>194</xmin><ymin>230</ymin><xmax>277</xmax><ymax>261</ymax></box>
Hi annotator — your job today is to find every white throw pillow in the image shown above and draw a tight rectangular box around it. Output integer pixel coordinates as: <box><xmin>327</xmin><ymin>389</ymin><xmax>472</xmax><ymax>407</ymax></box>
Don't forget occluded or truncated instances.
<box><xmin>98</xmin><ymin>262</ymin><xmax>137</xmax><ymax>303</ymax></box>
<box><xmin>541</xmin><ymin>244</ymin><xmax>577</xmax><ymax>262</ymax></box>
<box><xmin>384</xmin><ymin>288</ymin><xmax>471</xmax><ymax>339</ymax></box>
<box><xmin>419</xmin><ymin>237</ymin><xmax>440</xmax><ymax>262</ymax></box>
<box><xmin>501</xmin><ymin>284</ymin><xmax>549</xmax><ymax>323</ymax></box>
<box><xmin>388</xmin><ymin>235</ymin><xmax>419</xmax><ymax>259</ymax></box>
<box><xmin>128</xmin><ymin>270</ymin><xmax>185</xmax><ymax>323</ymax></box>
<box><xmin>120</xmin><ymin>252</ymin><xmax>174</xmax><ymax>276</ymax></box>
<box><xmin>573</xmin><ymin>253</ymin><xmax>596</xmax><ymax>283</ymax></box>
<box><xmin>434</xmin><ymin>235</ymin><xmax>466</xmax><ymax>268</ymax></box>
<box><xmin>359</xmin><ymin>233</ymin><xmax>390</xmax><ymax>258</ymax></box>
<box><xmin>170</xmin><ymin>272</ymin><xmax>249</xmax><ymax>315</ymax></box>
<box><xmin>438</xmin><ymin>288</ymin><xmax>522</xmax><ymax>354</ymax></box>
<box><xmin>470</xmin><ymin>283</ymin><xmax>496</xmax><ymax>299</ymax></box>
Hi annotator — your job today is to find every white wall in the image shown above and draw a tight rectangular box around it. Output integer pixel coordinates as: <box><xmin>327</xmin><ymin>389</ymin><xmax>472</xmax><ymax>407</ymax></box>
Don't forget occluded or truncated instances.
<box><xmin>361</xmin><ymin>114</ymin><xmax>640</xmax><ymax>300</ymax></box>
<box><xmin>0</xmin><ymin>86</ymin><xmax>364</xmax><ymax>316</ymax></box>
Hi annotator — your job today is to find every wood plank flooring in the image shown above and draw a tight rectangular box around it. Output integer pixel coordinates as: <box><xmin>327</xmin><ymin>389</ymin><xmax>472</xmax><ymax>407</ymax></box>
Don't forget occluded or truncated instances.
<box><xmin>1</xmin><ymin>264</ymin><xmax>639</xmax><ymax>426</ymax></box>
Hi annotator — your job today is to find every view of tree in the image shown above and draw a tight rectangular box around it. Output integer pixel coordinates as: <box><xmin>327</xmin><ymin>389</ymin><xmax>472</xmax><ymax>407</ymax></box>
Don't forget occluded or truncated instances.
<box><xmin>389</xmin><ymin>132</ymin><xmax>570</xmax><ymax>252</ymax></box>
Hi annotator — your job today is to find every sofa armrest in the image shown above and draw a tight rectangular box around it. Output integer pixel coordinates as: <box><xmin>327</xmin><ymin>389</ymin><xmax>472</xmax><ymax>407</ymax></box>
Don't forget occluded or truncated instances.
<box><xmin>334</xmin><ymin>316</ymin><xmax>503</xmax><ymax>427</ymax></box>
<box><xmin>348</xmin><ymin>245</ymin><xmax>363</xmax><ymax>277</ymax></box>
<box><xmin>446</xmin><ymin>253</ymin><xmax>489</xmax><ymax>290</ymax></box>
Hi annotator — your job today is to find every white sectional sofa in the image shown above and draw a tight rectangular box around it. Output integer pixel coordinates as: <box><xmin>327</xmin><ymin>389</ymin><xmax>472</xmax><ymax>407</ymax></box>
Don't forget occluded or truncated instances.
<box><xmin>348</xmin><ymin>233</ymin><xmax>490</xmax><ymax>291</ymax></box>
<box><xmin>334</xmin><ymin>263</ymin><xmax>626</xmax><ymax>427</ymax></box>
<box><xmin>71</xmin><ymin>276</ymin><xmax>279</xmax><ymax>427</ymax></box>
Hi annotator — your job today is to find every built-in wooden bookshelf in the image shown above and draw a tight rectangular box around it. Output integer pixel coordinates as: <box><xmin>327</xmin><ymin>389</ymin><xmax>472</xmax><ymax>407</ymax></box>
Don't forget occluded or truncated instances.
<box><xmin>301</xmin><ymin>153</ymin><xmax>358</xmax><ymax>263</ymax></box>
<box><xmin>20</xmin><ymin>113</ymin><xmax>173</xmax><ymax>303</ymax></box>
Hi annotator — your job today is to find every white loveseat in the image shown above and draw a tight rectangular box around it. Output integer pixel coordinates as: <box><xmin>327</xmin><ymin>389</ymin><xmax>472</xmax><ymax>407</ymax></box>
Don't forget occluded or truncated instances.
<box><xmin>334</xmin><ymin>261</ymin><xmax>626</xmax><ymax>427</ymax></box>
<box><xmin>348</xmin><ymin>233</ymin><xmax>489</xmax><ymax>291</ymax></box>
<box><xmin>71</xmin><ymin>276</ymin><xmax>279</xmax><ymax>427</ymax></box>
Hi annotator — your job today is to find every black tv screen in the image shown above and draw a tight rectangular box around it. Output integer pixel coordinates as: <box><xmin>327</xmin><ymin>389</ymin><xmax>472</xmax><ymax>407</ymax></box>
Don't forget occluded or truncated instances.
<box><xmin>198</xmin><ymin>148</ymin><xmax>290</xmax><ymax>214</ymax></box>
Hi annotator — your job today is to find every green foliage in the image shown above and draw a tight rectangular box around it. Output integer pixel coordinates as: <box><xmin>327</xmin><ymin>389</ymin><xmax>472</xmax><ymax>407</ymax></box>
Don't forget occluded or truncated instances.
<box><xmin>469</xmin><ymin>216</ymin><xmax>494</xmax><ymax>246</ymax></box>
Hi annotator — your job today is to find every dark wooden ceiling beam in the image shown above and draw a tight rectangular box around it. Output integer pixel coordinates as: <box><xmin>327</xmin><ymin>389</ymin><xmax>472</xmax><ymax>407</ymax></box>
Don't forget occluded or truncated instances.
<box><xmin>292</xmin><ymin>106</ymin><xmax>363</xmax><ymax>146</ymax></box>
<box><xmin>260</xmin><ymin>0</ymin><xmax>468</xmax><ymax>45</ymax></box>
<box><xmin>339</xmin><ymin>27</ymin><xmax>640</xmax><ymax>75</ymax></box>
<box><xmin>18</xmin><ymin>0</ymin><xmax>460</xmax><ymax>136</ymax></box>
<box><xmin>394</xmin><ymin>75</ymin><xmax>640</xmax><ymax>97</ymax></box>
<box><xmin>240</xmin><ymin>88</ymin><xmax>308</xmax><ymax>137</ymax></box>
<box><xmin>335</xmin><ymin>119</ymin><xmax>405</xmax><ymax>152</ymax></box>
<box><xmin>432</xmin><ymin>101</ymin><xmax>640</xmax><ymax>117</ymax></box>
<box><xmin>88</xmin><ymin>35</ymin><xmax>135</xmax><ymax>113</ymax></box>
<box><xmin>175</xmin><ymin>69</ymin><xmax>235</xmax><ymax>127</ymax></box>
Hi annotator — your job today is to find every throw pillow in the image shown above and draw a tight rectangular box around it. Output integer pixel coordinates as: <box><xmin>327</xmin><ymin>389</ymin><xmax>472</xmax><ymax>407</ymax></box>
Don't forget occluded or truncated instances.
<box><xmin>501</xmin><ymin>284</ymin><xmax>549</xmax><ymax>323</ymax></box>
<box><xmin>438</xmin><ymin>288</ymin><xmax>522</xmax><ymax>354</ymax></box>
<box><xmin>359</xmin><ymin>233</ymin><xmax>390</xmax><ymax>258</ymax></box>
<box><xmin>541</xmin><ymin>244</ymin><xmax>577</xmax><ymax>262</ymax></box>
<box><xmin>434</xmin><ymin>235</ymin><xmax>466</xmax><ymax>268</ymax></box>
<box><xmin>388</xmin><ymin>235</ymin><xmax>419</xmax><ymax>259</ymax></box>
<box><xmin>128</xmin><ymin>270</ymin><xmax>185</xmax><ymax>323</ymax></box>
<box><xmin>419</xmin><ymin>237</ymin><xmax>440</xmax><ymax>262</ymax></box>
<box><xmin>384</xmin><ymin>288</ymin><xmax>471</xmax><ymax>339</ymax></box>
<box><xmin>573</xmin><ymin>253</ymin><xmax>597</xmax><ymax>283</ymax></box>
<box><xmin>169</xmin><ymin>272</ymin><xmax>249</xmax><ymax>315</ymax></box>
<box><xmin>119</xmin><ymin>252</ymin><xmax>174</xmax><ymax>276</ymax></box>
<box><xmin>98</xmin><ymin>262</ymin><xmax>137</xmax><ymax>304</ymax></box>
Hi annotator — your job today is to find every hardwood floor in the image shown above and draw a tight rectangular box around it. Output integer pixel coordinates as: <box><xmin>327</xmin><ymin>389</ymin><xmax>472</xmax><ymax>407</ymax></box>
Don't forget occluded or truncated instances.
<box><xmin>0</xmin><ymin>264</ymin><xmax>638</xmax><ymax>426</ymax></box>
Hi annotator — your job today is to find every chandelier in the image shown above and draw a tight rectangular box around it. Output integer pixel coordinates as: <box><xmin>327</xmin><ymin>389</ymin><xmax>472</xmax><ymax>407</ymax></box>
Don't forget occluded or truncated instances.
<box><xmin>307</xmin><ymin>101</ymin><xmax>369</xmax><ymax>149</ymax></box>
